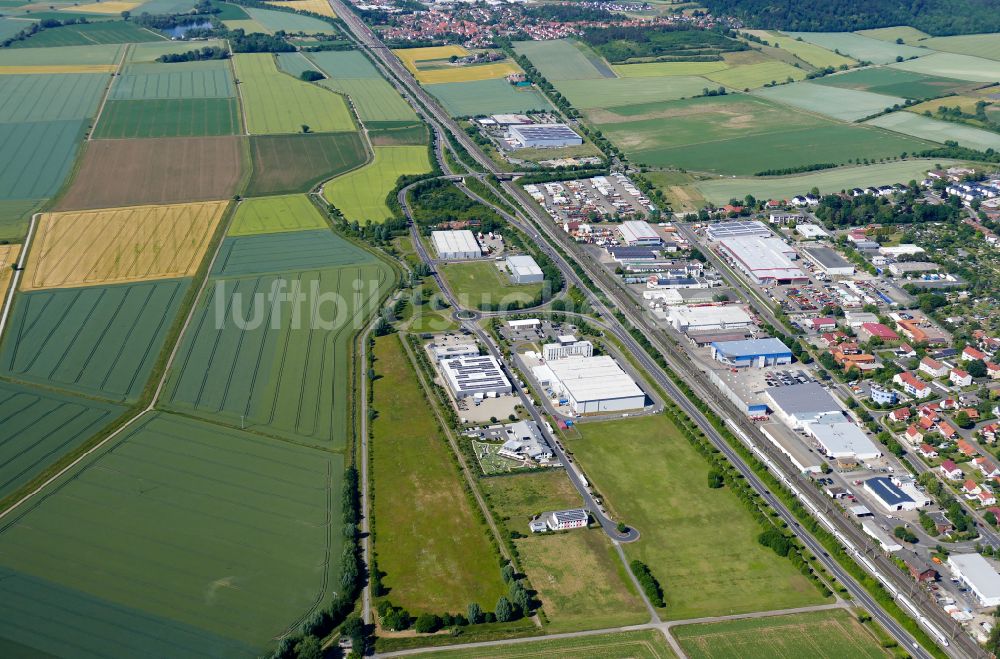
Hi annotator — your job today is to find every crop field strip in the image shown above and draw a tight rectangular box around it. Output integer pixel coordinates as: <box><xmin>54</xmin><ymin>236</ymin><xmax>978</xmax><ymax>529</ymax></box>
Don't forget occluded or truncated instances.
<box><xmin>918</xmin><ymin>33</ymin><xmax>1000</xmax><ymax>61</ymax></box>
<box><xmin>8</xmin><ymin>20</ymin><xmax>163</xmax><ymax>48</ymax></box>
<box><xmin>0</xmin><ymin>73</ymin><xmax>108</xmax><ymax>122</ymax></box>
<box><xmin>0</xmin><ymin>412</ymin><xmax>342</xmax><ymax>655</ymax></box>
<box><xmin>427</xmin><ymin>77</ymin><xmax>553</xmax><ymax>117</ymax></box>
<box><xmin>322</xmin><ymin>145</ymin><xmax>432</xmax><ymax>223</ymax></box>
<box><xmin>513</xmin><ymin>39</ymin><xmax>608</xmax><ymax>80</ymax></box>
<box><xmin>0</xmin><ymin>120</ymin><xmax>87</xmax><ymax>202</ymax></box>
<box><xmin>703</xmin><ymin>60</ymin><xmax>807</xmax><ymax>89</ymax></box>
<box><xmin>228</xmin><ymin>194</ymin><xmax>328</xmax><ymax>236</ymax></box>
<box><xmin>0</xmin><ymin>279</ymin><xmax>188</xmax><ymax>401</ymax></box>
<box><xmin>888</xmin><ymin>51</ymin><xmax>1000</xmax><ymax>82</ymax></box>
<box><xmin>211</xmin><ymin>228</ymin><xmax>374</xmax><ymax>277</ymax></box>
<box><xmin>672</xmin><ymin>609</ymin><xmax>887</xmax><ymax>659</ymax></box>
<box><xmin>246</xmin><ymin>132</ymin><xmax>368</xmax><ymax>196</ymax></box>
<box><xmin>126</xmin><ymin>39</ymin><xmax>225</xmax><ymax>63</ymax></box>
<box><xmin>244</xmin><ymin>6</ymin><xmax>337</xmax><ymax>34</ymax></box>
<box><xmin>567</xmin><ymin>414</ymin><xmax>824</xmax><ymax>619</ymax></box>
<box><xmin>418</xmin><ymin>630</ymin><xmax>676</xmax><ymax>658</ymax></box>
<box><xmin>782</xmin><ymin>31</ymin><xmax>930</xmax><ymax>64</ymax></box>
<box><xmin>164</xmin><ymin>259</ymin><xmax>391</xmax><ymax>447</ymax></box>
<box><xmin>25</xmin><ymin>201</ymin><xmax>227</xmax><ymax>290</ymax></box>
<box><xmin>73</xmin><ymin>1</ymin><xmax>142</xmax><ymax>14</ymax></box>
<box><xmin>813</xmin><ymin>67</ymin><xmax>972</xmax><ymax>99</ymax></box>
<box><xmin>367</xmin><ymin>122</ymin><xmax>428</xmax><ymax>146</ymax></box>
<box><xmin>54</xmin><ymin>136</ymin><xmax>244</xmax><ymax>210</ymax></box>
<box><xmin>371</xmin><ymin>335</ymin><xmax>508</xmax><ymax>613</ymax></box>
<box><xmin>865</xmin><ymin>112</ymin><xmax>1000</xmax><ymax>150</ymax></box>
<box><xmin>109</xmin><ymin>60</ymin><xmax>235</xmax><ymax>100</ymax></box>
<box><xmin>395</xmin><ymin>43</ymin><xmax>521</xmax><ymax>84</ymax></box>
<box><xmin>741</xmin><ymin>30</ymin><xmax>855</xmax><ymax>68</ymax></box>
<box><xmin>0</xmin><ymin>43</ymin><xmax>122</xmax><ymax>65</ymax></box>
<box><xmin>93</xmin><ymin>98</ymin><xmax>242</xmax><ymax>138</ymax></box>
<box><xmin>306</xmin><ymin>50</ymin><xmax>419</xmax><ymax>122</ymax></box>
<box><xmin>0</xmin><ymin>244</ymin><xmax>20</xmax><ymax>295</ymax></box>
<box><xmin>0</xmin><ymin>64</ymin><xmax>117</xmax><ymax>74</ymax></box>
<box><xmin>233</xmin><ymin>53</ymin><xmax>355</xmax><ymax>135</ymax></box>
<box><xmin>855</xmin><ymin>26</ymin><xmax>930</xmax><ymax>45</ymax></box>
<box><xmin>752</xmin><ymin>82</ymin><xmax>905</xmax><ymax>122</ymax></box>
<box><xmin>0</xmin><ymin>381</ymin><xmax>125</xmax><ymax>501</ymax></box>
<box><xmin>613</xmin><ymin>60</ymin><xmax>730</xmax><ymax>77</ymax></box>
<box><xmin>552</xmin><ymin>76</ymin><xmax>713</xmax><ymax>110</ymax></box>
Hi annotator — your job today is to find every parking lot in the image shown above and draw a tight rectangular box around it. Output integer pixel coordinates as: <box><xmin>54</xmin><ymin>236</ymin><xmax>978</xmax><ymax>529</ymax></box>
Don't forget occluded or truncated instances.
<box><xmin>523</xmin><ymin>174</ymin><xmax>654</xmax><ymax>223</ymax></box>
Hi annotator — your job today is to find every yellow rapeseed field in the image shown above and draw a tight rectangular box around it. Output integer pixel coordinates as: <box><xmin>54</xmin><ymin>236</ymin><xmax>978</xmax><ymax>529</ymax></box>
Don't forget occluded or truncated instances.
<box><xmin>24</xmin><ymin>201</ymin><xmax>228</xmax><ymax>291</ymax></box>
<box><xmin>0</xmin><ymin>65</ymin><xmax>118</xmax><ymax>74</ymax></box>
<box><xmin>72</xmin><ymin>1</ymin><xmax>142</xmax><ymax>13</ymax></box>
<box><xmin>0</xmin><ymin>244</ymin><xmax>21</xmax><ymax>294</ymax></box>
<box><xmin>265</xmin><ymin>0</ymin><xmax>335</xmax><ymax>17</ymax></box>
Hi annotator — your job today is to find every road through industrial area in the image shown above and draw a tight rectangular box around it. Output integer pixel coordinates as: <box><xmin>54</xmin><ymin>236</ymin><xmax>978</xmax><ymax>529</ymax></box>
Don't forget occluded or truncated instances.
<box><xmin>328</xmin><ymin>1</ymin><xmax>982</xmax><ymax>656</ymax></box>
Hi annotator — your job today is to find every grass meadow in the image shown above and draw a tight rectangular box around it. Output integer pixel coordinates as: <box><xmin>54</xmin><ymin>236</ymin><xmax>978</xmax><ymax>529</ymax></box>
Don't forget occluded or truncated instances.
<box><xmin>566</xmin><ymin>414</ymin><xmax>825</xmax><ymax>619</ymax></box>
<box><xmin>513</xmin><ymin>39</ymin><xmax>607</xmax><ymax>81</ymax></box>
<box><xmin>371</xmin><ymin>335</ymin><xmax>507</xmax><ymax>614</ymax></box>
<box><xmin>742</xmin><ymin>30</ymin><xmax>855</xmax><ymax>68</ymax></box>
<box><xmin>672</xmin><ymin>609</ymin><xmax>887</xmax><ymax>659</ymax></box>
<box><xmin>439</xmin><ymin>261</ymin><xmax>542</xmax><ymax>310</ymax></box>
<box><xmin>323</xmin><ymin>145</ymin><xmax>431</xmax><ymax>223</ymax></box>
<box><xmin>866</xmin><ymin>111</ymin><xmax>1000</xmax><ymax>150</ymax></box>
<box><xmin>704</xmin><ymin>60</ymin><xmax>806</xmax><ymax>89</ymax></box>
<box><xmin>752</xmin><ymin>82</ymin><xmax>903</xmax><ymax>121</ymax></box>
<box><xmin>228</xmin><ymin>194</ymin><xmax>328</xmax><ymax>236</ymax></box>
<box><xmin>889</xmin><ymin>51</ymin><xmax>1000</xmax><ymax>82</ymax></box>
<box><xmin>919</xmin><ymin>33</ymin><xmax>1000</xmax><ymax>60</ymax></box>
<box><xmin>415</xmin><ymin>630</ymin><xmax>676</xmax><ymax>658</ymax></box>
<box><xmin>428</xmin><ymin>78</ymin><xmax>553</xmax><ymax>117</ymax></box>
<box><xmin>814</xmin><ymin>67</ymin><xmax>971</xmax><ymax>99</ymax></box>
<box><xmin>553</xmin><ymin>76</ymin><xmax>711</xmax><ymax>110</ymax></box>
<box><xmin>855</xmin><ymin>26</ymin><xmax>930</xmax><ymax>44</ymax></box>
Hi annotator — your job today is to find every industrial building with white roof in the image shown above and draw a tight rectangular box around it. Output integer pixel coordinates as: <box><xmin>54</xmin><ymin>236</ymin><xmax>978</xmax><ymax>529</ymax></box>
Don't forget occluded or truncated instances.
<box><xmin>440</xmin><ymin>355</ymin><xmax>512</xmax><ymax>399</ymax></box>
<box><xmin>533</xmin><ymin>355</ymin><xmax>645</xmax><ymax>414</ymax></box>
<box><xmin>949</xmin><ymin>554</ymin><xmax>1000</xmax><ymax>607</ymax></box>
<box><xmin>508</xmin><ymin>123</ymin><xmax>582</xmax><ymax>149</ymax></box>
<box><xmin>506</xmin><ymin>254</ymin><xmax>544</xmax><ymax>283</ymax></box>
<box><xmin>718</xmin><ymin>235</ymin><xmax>807</xmax><ymax>285</ymax></box>
<box><xmin>664</xmin><ymin>304</ymin><xmax>754</xmax><ymax>334</ymax></box>
<box><xmin>617</xmin><ymin>221</ymin><xmax>661</xmax><ymax>246</ymax></box>
<box><xmin>431</xmin><ymin>230</ymin><xmax>481</xmax><ymax>260</ymax></box>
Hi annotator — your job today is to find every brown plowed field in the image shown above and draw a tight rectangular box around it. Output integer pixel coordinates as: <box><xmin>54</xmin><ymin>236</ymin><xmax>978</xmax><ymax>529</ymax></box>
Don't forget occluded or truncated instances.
<box><xmin>24</xmin><ymin>201</ymin><xmax>228</xmax><ymax>290</ymax></box>
<box><xmin>55</xmin><ymin>137</ymin><xmax>244</xmax><ymax>211</ymax></box>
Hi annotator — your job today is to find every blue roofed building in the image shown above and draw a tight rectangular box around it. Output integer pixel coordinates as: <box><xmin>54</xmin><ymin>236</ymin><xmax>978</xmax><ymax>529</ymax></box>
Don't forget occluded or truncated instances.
<box><xmin>710</xmin><ymin>337</ymin><xmax>793</xmax><ymax>369</ymax></box>
<box><xmin>864</xmin><ymin>476</ymin><xmax>917</xmax><ymax>511</ymax></box>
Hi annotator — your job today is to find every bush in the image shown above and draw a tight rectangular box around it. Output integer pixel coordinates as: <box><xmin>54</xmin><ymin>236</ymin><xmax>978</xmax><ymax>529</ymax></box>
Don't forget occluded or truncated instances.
<box><xmin>467</xmin><ymin>602</ymin><xmax>483</xmax><ymax>624</ymax></box>
<box><xmin>414</xmin><ymin>613</ymin><xmax>442</xmax><ymax>634</ymax></box>
<box><xmin>629</xmin><ymin>560</ymin><xmax>665</xmax><ymax>607</ymax></box>
<box><xmin>300</xmin><ymin>69</ymin><xmax>324</xmax><ymax>82</ymax></box>
<box><xmin>758</xmin><ymin>528</ymin><xmax>791</xmax><ymax>557</ymax></box>
<box><xmin>495</xmin><ymin>596</ymin><xmax>513</xmax><ymax>622</ymax></box>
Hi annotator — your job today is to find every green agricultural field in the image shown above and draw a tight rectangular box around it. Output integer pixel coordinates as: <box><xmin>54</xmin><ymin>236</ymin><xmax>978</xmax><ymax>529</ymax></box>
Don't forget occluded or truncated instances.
<box><xmin>0</xmin><ymin>73</ymin><xmax>108</xmax><ymax>122</ymax></box>
<box><xmin>9</xmin><ymin>20</ymin><xmax>163</xmax><ymax>48</ymax></box>
<box><xmin>695</xmin><ymin>159</ymin><xmax>957</xmax><ymax>204</ymax></box>
<box><xmin>322</xmin><ymin>145</ymin><xmax>431</xmax><ymax>223</ymax></box>
<box><xmin>439</xmin><ymin>260</ymin><xmax>543</xmax><ymax>310</ymax></box>
<box><xmin>0</xmin><ymin>199</ymin><xmax>40</xmax><ymax>242</ymax></box>
<box><xmin>0</xmin><ymin>119</ymin><xmax>86</xmax><ymax>200</ymax></box>
<box><xmin>704</xmin><ymin>61</ymin><xmax>807</xmax><ymax>89</ymax></box>
<box><xmin>93</xmin><ymin>98</ymin><xmax>241</xmax><ymax>138</ymax></box>
<box><xmin>920</xmin><ymin>33</ymin><xmax>1000</xmax><ymax>61</ymax></box>
<box><xmin>228</xmin><ymin>194</ymin><xmax>327</xmax><ymax>236</ymax></box>
<box><xmin>588</xmin><ymin>94</ymin><xmax>932</xmax><ymax>175</ymax></box>
<box><xmin>165</xmin><ymin>255</ymin><xmax>391</xmax><ymax>447</ymax></box>
<box><xmin>783</xmin><ymin>31</ymin><xmax>929</xmax><ymax>64</ymax></box>
<box><xmin>890</xmin><ymin>52</ymin><xmax>1000</xmax><ymax>82</ymax></box>
<box><xmin>132</xmin><ymin>0</ymin><xmax>199</xmax><ymax>13</ymax></box>
<box><xmin>246</xmin><ymin>132</ymin><xmax>368</xmax><ymax>196</ymax></box>
<box><xmin>753</xmin><ymin>82</ymin><xmax>903</xmax><ymax>121</ymax></box>
<box><xmin>514</xmin><ymin>39</ymin><xmax>606</xmax><ymax>81</ymax></box>
<box><xmin>855</xmin><ymin>26</ymin><xmax>930</xmax><ymax>44</ymax></box>
<box><xmin>211</xmin><ymin>227</ymin><xmax>373</xmax><ymax>276</ymax></box>
<box><xmin>417</xmin><ymin>630</ymin><xmax>676</xmax><ymax>659</ymax></box>
<box><xmin>109</xmin><ymin>61</ymin><xmax>235</xmax><ymax>100</ymax></box>
<box><xmin>368</xmin><ymin>121</ymin><xmax>428</xmax><ymax>146</ymax></box>
<box><xmin>427</xmin><ymin>78</ymin><xmax>553</xmax><ymax>117</ymax></box>
<box><xmin>0</xmin><ymin>279</ymin><xmax>189</xmax><ymax>402</ymax></box>
<box><xmin>303</xmin><ymin>49</ymin><xmax>380</xmax><ymax>78</ymax></box>
<box><xmin>126</xmin><ymin>39</ymin><xmax>226</xmax><ymax>63</ymax></box>
<box><xmin>553</xmin><ymin>76</ymin><xmax>711</xmax><ymax>110</ymax></box>
<box><xmin>0</xmin><ymin>43</ymin><xmax>122</xmax><ymax>65</ymax></box>
<box><xmin>567</xmin><ymin>414</ymin><xmax>824</xmax><ymax>619</ymax></box>
<box><xmin>866</xmin><ymin>112</ymin><xmax>1000</xmax><ymax>150</ymax></box>
<box><xmin>244</xmin><ymin>6</ymin><xmax>337</xmax><ymax>34</ymax></box>
<box><xmin>371</xmin><ymin>334</ymin><xmax>507</xmax><ymax>614</ymax></box>
<box><xmin>814</xmin><ymin>66</ymin><xmax>971</xmax><ymax>99</ymax></box>
<box><xmin>480</xmin><ymin>471</ymin><xmax>648</xmax><ymax>632</ymax></box>
<box><xmin>613</xmin><ymin>60</ymin><xmax>730</xmax><ymax>77</ymax></box>
<box><xmin>223</xmin><ymin>18</ymin><xmax>271</xmax><ymax>34</ymax></box>
<box><xmin>0</xmin><ymin>381</ymin><xmax>124</xmax><ymax>500</ymax></box>
<box><xmin>0</xmin><ymin>16</ymin><xmax>33</xmax><ymax>40</ymax></box>
<box><xmin>321</xmin><ymin>77</ymin><xmax>419</xmax><ymax>122</ymax></box>
<box><xmin>233</xmin><ymin>53</ymin><xmax>355</xmax><ymax>134</ymax></box>
<box><xmin>0</xmin><ymin>412</ymin><xmax>342</xmax><ymax>657</ymax></box>
<box><xmin>742</xmin><ymin>30</ymin><xmax>855</xmax><ymax>68</ymax></box>
<box><xmin>673</xmin><ymin>609</ymin><xmax>888</xmax><ymax>659</ymax></box>
<box><xmin>275</xmin><ymin>52</ymin><xmax>317</xmax><ymax>77</ymax></box>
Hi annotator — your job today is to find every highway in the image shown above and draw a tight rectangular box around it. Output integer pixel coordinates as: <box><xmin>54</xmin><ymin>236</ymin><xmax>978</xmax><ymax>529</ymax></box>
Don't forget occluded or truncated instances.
<box><xmin>327</xmin><ymin>2</ymin><xmax>980</xmax><ymax>656</ymax></box>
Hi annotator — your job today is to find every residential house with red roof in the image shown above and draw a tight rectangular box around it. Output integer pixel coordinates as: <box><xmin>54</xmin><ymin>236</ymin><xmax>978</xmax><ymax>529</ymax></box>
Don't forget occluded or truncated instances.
<box><xmin>940</xmin><ymin>460</ymin><xmax>964</xmax><ymax>480</ymax></box>
<box><xmin>894</xmin><ymin>371</ymin><xmax>932</xmax><ymax>399</ymax></box>
<box><xmin>918</xmin><ymin>442</ymin><xmax>937</xmax><ymax>458</ymax></box>
<box><xmin>950</xmin><ymin>368</ymin><xmax>973</xmax><ymax>387</ymax></box>
<box><xmin>963</xmin><ymin>346</ymin><xmax>987</xmax><ymax>362</ymax></box>
<box><xmin>859</xmin><ymin>322</ymin><xmax>900</xmax><ymax>344</ymax></box>
<box><xmin>956</xmin><ymin>437</ymin><xmax>976</xmax><ymax>454</ymax></box>
<box><xmin>919</xmin><ymin>357</ymin><xmax>948</xmax><ymax>378</ymax></box>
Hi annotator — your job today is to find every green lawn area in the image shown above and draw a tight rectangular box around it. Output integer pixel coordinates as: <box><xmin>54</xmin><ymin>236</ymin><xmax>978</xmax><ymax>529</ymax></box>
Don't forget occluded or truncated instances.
<box><xmin>228</xmin><ymin>194</ymin><xmax>328</xmax><ymax>236</ymax></box>
<box><xmin>672</xmin><ymin>609</ymin><xmax>888</xmax><ymax>659</ymax></box>
<box><xmin>439</xmin><ymin>261</ymin><xmax>542</xmax><ymax>311</ymax></box>
<box><xmin>233</xmin><ymin>53</ymin><xmax>355</xmax><ymax>134</ymax></box>
<box><xmin>371</xmin><ymin>335</ymin><xmax>507</xmax><ymax>614</ymax></box>
<box><xmin>322</xmin><ymin>145</ymin><xmax>431</xmax><ymax>224</ymax></box>
<box><xmin>566</xmin><ymin>415</ymin><xmax>825</xmax><ymax>619</ymax></box>
<box><xmin>415</xmin><ymin>630</ymin><xmax>676</xmax><ymax>658</ymax></box>
<box><xmin>481</xmin><ymin>471</ymin><xmax>649</xmax><ymax>632</ymax></box>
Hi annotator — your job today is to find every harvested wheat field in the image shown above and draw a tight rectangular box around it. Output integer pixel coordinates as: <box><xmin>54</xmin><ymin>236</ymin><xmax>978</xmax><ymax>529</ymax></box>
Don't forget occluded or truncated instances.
<box><xmin>73</xmin><ymin>1</ymin><xmax>142</xmax><ymax>13</ymax></box>
<box><xmin>55</xmin><ymin>136</ymin><xmax>243</xmax><ymax>210</ymax></box>
<box><xmin>24</xmin><ymin>201</ymin><xmax>227</xmax><ymax>290</ymax></box>
<box><xmin>0</xmin><ymin>243</ymin><xmax>20</xmax><ymax>293</ymax></box>
<box><xmin>265</xmin><ymin>0</ymin><xmax>334</xmax><ymax>16</ymax></box>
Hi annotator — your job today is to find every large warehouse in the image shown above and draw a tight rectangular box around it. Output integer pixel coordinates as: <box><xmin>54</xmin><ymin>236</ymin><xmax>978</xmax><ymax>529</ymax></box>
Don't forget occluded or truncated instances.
<box><xmin>718</xmin><ymin>236</ymin><xmax>807</xmax><ymax>285</ymax></box>
<box><xmin>948</xmin><ymin>554</ymin><xmax>1000</xmax><ymax>607</ymax></box>
<box><xmin>710</xmin><ymin>337</ymin><xmax>792</xmax><ymax>368</ymax></box>
<box><xmin>440</xmin><ymin>355</ymin><xmax>512</xmax><ymax>398</ymax></box>
<box><xmin>705</xmin><ymin>220</ymin><xmax>772</xmax><ymax>241</ymax></box>
<box><xmin>533</xmin><ymin>355</ymin><xmax>645</xmax><ymax>414</ymax></box>
<box><xmin>506</xmin><ymin>254</ymin><xmax>544</xmax><ymax>283</ymax></box>
<box><xmin>508</xmin><ymin>123</ymin><xmax>582</xmax><ymax>148</ymax></box>
<box><xmin>618</xmin><ymin>221</ymin><xmax>662</xmax><ymax>246</ymax></box>
<box><xmin>802</xmin><ymin>246</ymin><xmax>855</xmax><ymax>277</ymax></box>
<box><xmin>809</xmin><ymin>421</ymin><xmax>881</xmax><ymax>461</ymax></box>
<box><xmin>664</xmin><ymin>304</ymin><xmax>754</xmax><ymax>333</ymax></box>
<box><xmin>432</xmin><ymin>230</ymin><xmax>481</xmax><ymax>259</ymax></box>
<box><xmin>766</xmin><ymin>382</ymin><xmax>843</xmax><ymax>429</ymax></box>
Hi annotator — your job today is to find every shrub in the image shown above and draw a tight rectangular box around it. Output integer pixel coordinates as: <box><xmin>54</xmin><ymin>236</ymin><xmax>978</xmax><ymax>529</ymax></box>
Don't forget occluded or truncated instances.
<box><xmin>415</xmin><ymin>613</ymin><xmax>442</xmax><ymax>634</ymax></box>
<box><xmin>629</xmin><ymin>560</ymin><xmax>665</xmax><ymax>607</ymax></box>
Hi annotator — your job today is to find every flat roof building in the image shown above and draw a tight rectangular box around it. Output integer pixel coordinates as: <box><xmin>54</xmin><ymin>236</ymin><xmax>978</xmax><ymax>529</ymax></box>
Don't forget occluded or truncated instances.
<box><xmin>432</xmin><ymin>230</ymin><xmax>481</xmax><ymax>260</ymax></box>
<box><xmin>506</xmin><ymin>254</ymin><xmax>544</xmax><ymax>284</ymax></box>
<box><xmin>541</xmin><ymin>355</ymin><xmax>645</xmax><ymax>414</ymax></box>
<box><xmin>498</xmin><ymin>420</ymin><xmax>552</xmax><ymax>463</ymax></box>
<box><xmin>711</xmin><ymin>337</ymin><xmax>792</xmax><ymax>368</ymax></box>
<box><xmin>766</xmin><ymin>382</ymin><xmax>843</xmax><ymax>429</ymax></box>
<box><xmin>949</xmin><ymin>554</ymin><xmax>1000</xmax><ymax>607</ymax></box>
<box><xmin>618</xmin><ymin>220</ymin><xmax>662</xmax><ymax>246</ymax></box>
<box><xmin>718</xmin><ymin>236</ymin><xmax>807</xmax><ymax>284</ymax></box>
<box><xmin>864</xmin><ymin>476</ymin><xmax>916</xmax><ymax>511</ymax></box>
<box><xmin>508</xmin><ymin>318</ymin><xmax>540</xmax><ymax>329</ymax></box>
<box><xmin>508</xmin><ymin>123</ymin><xmax>582</xmax><ymax>149</ymax></box>
<box><xmin>664</xmin><ymin>304</ymin><xmax>754</xmax><ymax>334</ymax></box>
<box><xmin>432</xmin><ymin>343</ymin><xmax>479</xmax><ymax>362</ymax></box>
<box><xmin>796</xmin><ymin>223</ymin><xmax>829</xmax><ymax>239</ymax></box>
<box><xmin>802</xmin><ymin>246</ymin><xmax>854</xmax><ymax>277</ymax></box>
<box><xmin>761</xmin><ymin>422</ymin><xmax>824</xmax><ymax>473</ymax></box>
<box><xmin>809</xmin><ymin>422</ymin><xmax>881</xmax><ymax>461</ymax></box>
<box><xmin>440</xmin><ymin>355</ymin><xmax>512</xmax><ymax>399</ymax></box>
<box><xmin>862</xmin><ymin>520</ymin><xmax>903</xmax><ymax>552</ymax></box>
<box><xmin>705</xmin><ymin>220</ymin><xmax>771</xmax><ymax>241</ymax></box>
<box><xmin>542</xmin><ymin>336</ymin><xmax>593</xmax><ymax>361</ymax></box>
